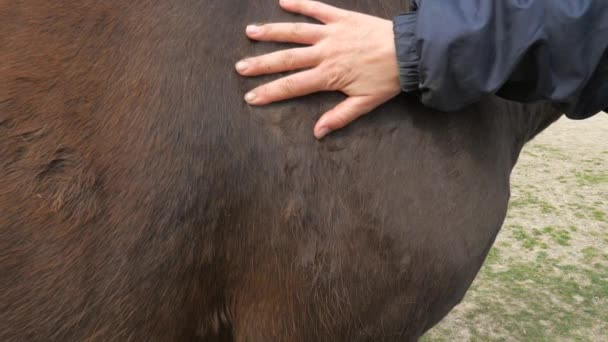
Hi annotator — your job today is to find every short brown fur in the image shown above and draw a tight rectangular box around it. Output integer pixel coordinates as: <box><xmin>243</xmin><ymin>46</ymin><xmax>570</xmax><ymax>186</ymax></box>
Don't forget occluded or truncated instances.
<box><xmin>1</xmin><ymin>1</ymin><xmax>562</xmax><ymax>341</ymax></box>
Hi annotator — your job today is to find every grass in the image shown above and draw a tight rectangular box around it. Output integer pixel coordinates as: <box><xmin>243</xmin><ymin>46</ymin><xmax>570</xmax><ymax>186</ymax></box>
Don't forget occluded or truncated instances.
<box><xmin>592</xmin><ymin>209</ymin><xmax>606</xmax><ymax>222</ymax></box>
<box><xmin>569</xmin><ymin>203</ymin><xmax>608</xmax><ymax>222</ymax></box>
<box><xmin>582</xmin><ymin>247</ymin><xmax>600</xmax><ymax>263</ymax></box>
<box><xmin>511</xmin><ymin>225</ymin><xmax>545</xmax><ymax>250</ymax></box>
<box><xmin>575</xmin><ymin>171</ymin><xmax>608</xmax><ymax>186</ymax></box>
<box><xmin>509</xmin><ymin>191</ymin><xmax>557</xmax><ymax>214</ymax></box>
<box><xmin>542</xmin><ymin>226</ymin><xmax>572</xmax><ymax>246</ymax></box>
<box><xmin>509</xmin><ymin>224</ymin><xmax>574</xmax><ymax>250</ymax></box>
<box><xmin>530</xmin><ymin>144</ymin><xmax>568</xmax><ymax>159</ymax></box>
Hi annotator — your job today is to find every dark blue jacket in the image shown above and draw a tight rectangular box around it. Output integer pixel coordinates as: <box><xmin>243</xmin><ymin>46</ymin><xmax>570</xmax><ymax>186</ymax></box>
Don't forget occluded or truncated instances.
<box><xmin>393</xmin><ymin>0</ymin><xmax>608</xmax><ymax>119</ymax></box>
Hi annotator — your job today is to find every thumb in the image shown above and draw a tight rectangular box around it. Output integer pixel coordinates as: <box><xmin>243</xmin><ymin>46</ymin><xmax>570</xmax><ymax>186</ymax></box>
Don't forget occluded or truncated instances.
<box><xmin>314</xmin><ymin>96</ymin><xmax>379</xmax><ymax>139</ymax></box>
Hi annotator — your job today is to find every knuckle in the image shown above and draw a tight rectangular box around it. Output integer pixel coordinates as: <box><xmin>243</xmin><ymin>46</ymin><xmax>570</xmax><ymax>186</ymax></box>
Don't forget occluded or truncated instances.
<box><xmin>326</xmin><ymin>72</ymin><xmax>340</xmax><ymax>90</ymax></box>
<box><xmin>330</xmin><ymin>113</ymin><xmax>349</xmax><ymax>129</ymax></box>
<box><xmin>280</xmin><ymin>77</ymin><xmax>298</xmax><ymax>96</ymax></box>
<box><xmin>324</xmin><ymin>63</ymin><xmax>350</xmax><ymax>90</ymax></box>
<box><xmin>290</xmin><ymin>23</ymin><xmax>303</xmax><ymax>39</ymax></box>
<box><xmin>281</xmin><ymin>50</ymin><xmax>296</xmax><ymax>69</ymax></box>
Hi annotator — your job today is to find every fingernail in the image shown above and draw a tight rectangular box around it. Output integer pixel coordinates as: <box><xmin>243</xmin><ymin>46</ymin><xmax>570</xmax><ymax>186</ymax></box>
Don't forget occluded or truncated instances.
<box><xmin>235</xmin><ymin>61</ymin><xmax>248</xmax><ymax>72</ymax></box>
<box><xmin>244</xmin><ymin>92</ymin><xmax>257</xmax><ymax>103</ymax></box>
<box><xmin>246</xmin><ymin>25</ymin><xmax>261</xmax><ymax>35</ymax></box>
<box><xmin>315</xmin><ymin>127</ymin><xmax>331</xmax><ymax>140</ymax></box>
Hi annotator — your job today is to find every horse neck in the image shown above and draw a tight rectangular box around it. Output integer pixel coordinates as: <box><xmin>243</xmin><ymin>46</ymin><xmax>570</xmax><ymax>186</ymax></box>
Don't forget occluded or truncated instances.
<box><xmin>492</xmin><ymin>100</ymin><xmax>563</xmax><ymax>168</ymax></box>
<box><xmin>516</xmin><ymin>102</ymin><xmax>563</xmax><ymax>145</ymax></box>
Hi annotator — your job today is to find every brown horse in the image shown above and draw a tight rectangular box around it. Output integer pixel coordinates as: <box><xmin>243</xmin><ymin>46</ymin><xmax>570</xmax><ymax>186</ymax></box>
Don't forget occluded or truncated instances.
<box><xmin>1</xmin><ymin>1</ymin><xmax>562</xmax><ymax>340</ymax></box>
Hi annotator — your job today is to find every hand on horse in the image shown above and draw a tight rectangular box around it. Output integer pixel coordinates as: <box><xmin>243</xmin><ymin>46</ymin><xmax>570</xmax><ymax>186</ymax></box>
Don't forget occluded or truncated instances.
<box><xmin>236</xmin><ymin>0</ymin><xmax>401</xmax><ymax>140</ymax></box>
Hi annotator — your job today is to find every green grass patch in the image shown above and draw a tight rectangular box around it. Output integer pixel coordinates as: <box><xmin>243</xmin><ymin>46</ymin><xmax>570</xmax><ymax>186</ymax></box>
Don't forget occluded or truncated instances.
<box><xmin>509</xmin><ymin>191</ymin><xmax>557</xmax><ymax>214</ymax></box>
<box><xmin>575</xmin><ymin>171</ymin><xmax>608</xmax><ymax>186</ymax></box>
<box><xmin>486</xmin><ymin>247</ymin><xmax>501</xmax><ymax>265</ymax></box>
<box><xmin>568</xmin><ymin>203</ymin><xmax>607</xmax><ymax>222</ymax></box>
<box><xmin>511</xmin><ymin>225</ymin><xmax>542</xmax><ymax>250</ymax></box>
<box><xmin>541</xmin><ymin>226</ymin><xmax>571</xmax><ymax>246</ymax></box>
<box><xmin>499</xmin><ymin>241</ymin><xmax>513</xmax><ymax>249</ymax></box>
<box><xmin>582</xmin><ymin>247</ymin><xmax>600</xmax><ymax>263</ymax></box>
<box><xmin>592</xmin><ymin>209</ymin><xmax>606</xmax><ymax>222</ymax></box>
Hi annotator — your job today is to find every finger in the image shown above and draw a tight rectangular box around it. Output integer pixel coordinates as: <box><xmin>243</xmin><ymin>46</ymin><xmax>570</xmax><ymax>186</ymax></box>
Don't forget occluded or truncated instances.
<box><xmin>314</xmin><ymin>96</ymin><xmax>380</xmax><ymax>139</ymax></box>
<box><xmin>245</xmin><ymin>69</ymin><xmax>325</xmax><ymax>105</ymax></box>
<box><xmin>236</xmin><ymin>47</ymin><xmax>320</xmax><ymax>76</ymax></box>
<box><xmin>245</xmin><ymin>22</ymin><xmax>325</xmax><ymax>45</ymax></box>
<box><xmin>279</xmin><ymin>0</ymin><xmax>348</xmax><ymax>24</ymax></box>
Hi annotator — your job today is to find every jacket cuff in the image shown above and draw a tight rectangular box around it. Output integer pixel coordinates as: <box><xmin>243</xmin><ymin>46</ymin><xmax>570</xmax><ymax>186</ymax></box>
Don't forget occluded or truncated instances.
<box><xmin>393</xmin><ymin>12</ymin><xmax>420</xmax><ymax>93</ymax></box>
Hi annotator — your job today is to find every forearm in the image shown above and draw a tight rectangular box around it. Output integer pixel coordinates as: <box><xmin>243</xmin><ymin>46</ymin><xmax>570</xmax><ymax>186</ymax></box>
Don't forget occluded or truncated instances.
<box><xmin>394</xmin><ymin>0</ymin><xmax>608</xmax><ymax>119</ymax></box>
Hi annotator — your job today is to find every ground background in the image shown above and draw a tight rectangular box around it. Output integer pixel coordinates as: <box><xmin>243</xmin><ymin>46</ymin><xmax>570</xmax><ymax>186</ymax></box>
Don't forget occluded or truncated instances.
<box><xmin>422</xmin><ymin>114</ymin><xmax>608</xmax><ymax>342</ymax></box>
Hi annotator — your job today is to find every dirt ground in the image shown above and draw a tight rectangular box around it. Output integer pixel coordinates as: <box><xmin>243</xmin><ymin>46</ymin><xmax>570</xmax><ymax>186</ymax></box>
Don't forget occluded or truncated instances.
<box><xmin>422</xmin><ymin>113</ymin><xmax>608</xmax><ymax>341</ymax></box>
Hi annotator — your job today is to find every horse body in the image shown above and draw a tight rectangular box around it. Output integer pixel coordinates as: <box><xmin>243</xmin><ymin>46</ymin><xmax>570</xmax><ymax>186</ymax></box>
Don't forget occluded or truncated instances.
<box><xmin>0</xmin><ymin>1</ymin><xmax>561</xmax><ymax>340</ymax></box>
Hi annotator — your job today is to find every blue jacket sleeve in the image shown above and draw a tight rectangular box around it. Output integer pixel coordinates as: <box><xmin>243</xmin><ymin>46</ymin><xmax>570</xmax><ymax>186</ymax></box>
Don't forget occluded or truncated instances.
<box><xmin>393</xmin><ymin>0</ymin><xmax>608</xmax><ymax>119</ymax></box>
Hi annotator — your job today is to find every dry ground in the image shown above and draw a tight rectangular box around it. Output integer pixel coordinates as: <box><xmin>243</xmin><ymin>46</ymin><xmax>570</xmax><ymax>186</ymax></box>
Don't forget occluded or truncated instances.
<box><xmin>422</xmin><ymin>113</ymin><xmax>608</xmax><ymax>341</ymax></box>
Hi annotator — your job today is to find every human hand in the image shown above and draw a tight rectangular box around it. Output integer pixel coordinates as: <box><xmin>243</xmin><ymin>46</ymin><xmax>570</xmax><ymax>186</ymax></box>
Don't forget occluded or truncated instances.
<box><xmin>236</xmin><ymin>0</ymin><xmax>401</xmax><ymax>139</ymax></box>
